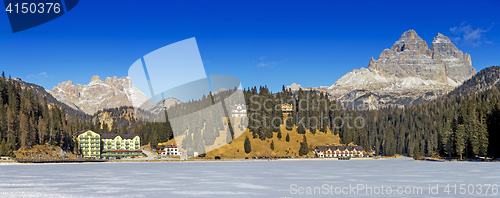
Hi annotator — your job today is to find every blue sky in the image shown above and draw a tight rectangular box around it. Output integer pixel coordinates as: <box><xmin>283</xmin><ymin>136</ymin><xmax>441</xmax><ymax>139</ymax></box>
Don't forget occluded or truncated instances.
<box><xmin>0</xmin><ymin>0</ymin><xmax>499</xmax><ymax>93</ymax></box>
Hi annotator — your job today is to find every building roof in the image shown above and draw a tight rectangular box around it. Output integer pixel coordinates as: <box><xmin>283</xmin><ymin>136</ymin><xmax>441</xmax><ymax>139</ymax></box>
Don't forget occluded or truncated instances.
<box><xmin>75</xmin><ymin>129</ymin><xmax>97</xmax><ymax>137</ymax></box>
<box><xmin>102</xmin><ymin>150</ymin><xmax>142</xmax><ymax>152</ymax></box>
<box><xmin>74</xmin><ymin>129</ymin><xmax>140</xmax><ymax>139</ymax></box>
<box><xmin>315</xmin><ymin>146</ymin><xmax>364</xmax><ymax>151</ymax></box>
<box><xmin>231</xmin><ymin>104</ymin><xmax>248</xmax><ymax>110</ymax></box>
<box><xmin>101</xmin><ymin>133</ymin><xmax>140</xmax><ymax>139</ymax></box>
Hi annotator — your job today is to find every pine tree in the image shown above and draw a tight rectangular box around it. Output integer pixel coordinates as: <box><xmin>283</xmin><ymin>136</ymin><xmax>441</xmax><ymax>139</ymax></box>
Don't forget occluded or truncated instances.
<box><xmin>285</xmin><ymin>133</ymin><xmax>290</xmax><ymax>142</ymax></box>
<box><xmin>297</xmin><ymin>123</ymin><xmax>306</xmax><ymax>134</ymax></box>
<box><xmin>441</xmin><ymin>122</ymin><xmax>453</xmax><ymax>158</ymax></box>
<box><xmin>19</xmin><ymin>114</ymin><xmax>30</xmax><ymax>148</ymax></box>
<box><xmin>270</xmin><ymin>140</ymin><xmax>274</xmax><ymax>150</ymax></box>
<box><xmin>478</xmin><ymin>115</ymin><xmax>489</xmax><ymax>157</ymax></box>
<box><xmin>0</xmin><ymin>139</ymin><xmax>6</xmax><ymax>156</ymax></box>
<box><xmin>277</xmin><ymin>130</ymin><xmax>282</xmax><ymax>140</ymax></box>
<box><xmin>244</xmin><ymin>136</ymin><xmax>251</xmax><ymax>154</ymax></box>
<box><xmin>6</xmin><ymin>106</ymin><xmax>15</xmax><ymax>144</ymax></box>
<box><xmin>455</xmin><ymin>124</ymin><xmax>466</xmax><ymax>160</ymax></box>
<box><xmin>413</xmin><ymin>141</ymin><xmax>421</xmax><ymax>160</ymax></box>
<box><xmin>285</xmin><ymin>117</ymin><xmax>294</xmax><ymax>131</ymax></box>
<box><xmin>298</xmin><ymin>135</ymin><xmax>309</xmax><ymax>156</ymax></box>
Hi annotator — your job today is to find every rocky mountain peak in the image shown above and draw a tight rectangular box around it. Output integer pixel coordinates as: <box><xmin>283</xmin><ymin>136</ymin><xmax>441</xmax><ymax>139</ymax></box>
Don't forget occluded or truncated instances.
<box><xmin>90</xmin><ymin>75</ymin><xmax>103</xmax><ymax>83</ymax></box>
<box><xmin>365</xmin><ymin>30</ymin><xmax>475</xmax><ymax>84</ymax></box>
<box><xmin>430</xmin><ymin>33</ymin><xmax>458</xmax><ymax>54</ymax></box>
<box><xmin>104</xmin><ymin>76</ymin><xmax>118</xmax><ymax>85</ymax></box>
<box><xmin>324</xmin><ymin>30</ymin><xmax>477</xmax><ymax>109</ymax></box>
<box><xmin>148</xmin><ymin>98</ymin><xmax>182</xmax><ymax>114</ymax></box>
<box><xmin>50</xmin><ymin>75</ymin><xmax>150</xmax><ymax>115</ymax></box>
<box><xmin>58</xmin><ymin>80</ymin><xmax>74</xmax><ymax>87</ymax></box>
<box><xmin>390</xmin><ymin>29</ymin><xmax>428</xmax><ymax>53</ymax></box>
<box><xmin>432</xmin><ymin>33</ymin><xmax>451</xmax><ymax>44</ymax></box>
<box><xmin>287</xmin><ymin>83</ymin><xmax>302</xmax><ymax>91</ymax></box>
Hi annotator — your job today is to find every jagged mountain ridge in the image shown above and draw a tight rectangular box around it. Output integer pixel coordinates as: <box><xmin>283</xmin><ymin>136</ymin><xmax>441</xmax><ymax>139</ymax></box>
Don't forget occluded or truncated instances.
<box><xmin>290</xmin><ymin>30</ymin><xmax>476</xmax><ymax>109</ymax></box>
<box><xmin>5</xmin><ymin>77</ymin><xmax>90</xmax><ymax>120</ymax></box>
<box><xmin>49</xmin><ymin>76</ymin><xmax>152</xmax><ymax>115</ymax></box>
<box><xmin>49</xmin><ymin>75</ymin><xmax>186</xmax><ymax>116</ymax></box>
<box><xmin>448</xmin><ymin>66</ymin><xmax>500</xmax><ymax>96</ymax></box>
<box><xmin>148</xmin><ymin>98</ymin><xmax>182</xmax><ymax>115</ymax></box>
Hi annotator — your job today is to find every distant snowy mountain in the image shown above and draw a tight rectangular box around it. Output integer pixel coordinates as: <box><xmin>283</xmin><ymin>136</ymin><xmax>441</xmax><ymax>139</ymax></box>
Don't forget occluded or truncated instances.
<box><xmin>289</xmin><ymin>30</ymin><xmax>476</xmax><ymax>109</ymax></box>
<box><xmin>148</xmin><ymin>98</ymin><xmax>182</xmax><ymax>115</ymax></box>
<box><xmin>49</xmin><ymin>76</ymin><xmax>152</xmax><ymax>115</ymax></box>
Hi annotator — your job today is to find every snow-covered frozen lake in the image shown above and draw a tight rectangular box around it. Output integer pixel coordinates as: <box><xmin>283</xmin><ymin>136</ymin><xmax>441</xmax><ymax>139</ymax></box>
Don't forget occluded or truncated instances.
<box><xmin>1</xmin><ymin>158</ymin><xmax>499</xmax><ymax>197</ymax></box>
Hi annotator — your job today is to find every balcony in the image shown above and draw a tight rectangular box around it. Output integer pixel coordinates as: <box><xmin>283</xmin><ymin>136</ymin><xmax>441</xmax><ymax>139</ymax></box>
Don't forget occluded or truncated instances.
<box><xmin>135</xmin><ymin>142</ymin><xmax>139</xmax><ymax>145</ymax></box>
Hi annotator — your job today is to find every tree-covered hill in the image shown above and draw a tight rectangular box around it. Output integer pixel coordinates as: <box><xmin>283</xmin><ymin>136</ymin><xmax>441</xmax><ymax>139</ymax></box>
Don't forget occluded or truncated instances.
<box><xmin>3</xmin><ymin>65</ymin><xmax>500</xmax><ymax>160</ymax></box>
<box><xmin>0</xmin><ymin>72</ymin><xmax>92</xmax><ymax>157</ymax></box>
<box><xmin>448</xmin><ymin>66</ymin><xmax>500</xmax><ymax>96</ymax></box>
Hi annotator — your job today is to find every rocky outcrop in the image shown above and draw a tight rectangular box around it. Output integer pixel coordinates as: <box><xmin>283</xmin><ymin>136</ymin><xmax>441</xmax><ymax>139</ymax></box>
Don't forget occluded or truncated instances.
<box><xmin>49</xmin><ymin>76</ymin><xmax>151</xmax><ymax>115</ymax></box>
<box><xmin>286</xmin><ymin>83</ymin><xmax>302</xmax><ymax>91</ymax></box>
<box><xmin>148</xmin><ymin>98</ymin><xmax>181</xmax><ymax>115</ymax></box>
<box><xmin>448</xmin><ymin>66</ymin><xmax>500</xmax><ymax>96</ymax></box>
<box><xmin>362</xmin><ymin>30</ymin><xmax>474</xmax><ymax>85</ymax></box>
<box><xmin>312</xmin><ymin>30</ymin><xmax>475</xmax><ymax>109</ymax></box>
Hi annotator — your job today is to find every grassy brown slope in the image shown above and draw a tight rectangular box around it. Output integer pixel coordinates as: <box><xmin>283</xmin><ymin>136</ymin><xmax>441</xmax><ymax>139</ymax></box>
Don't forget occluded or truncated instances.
<box><xmin>162</xmin><ymin>122</ymin><xmax>341</xmax><ymax>159</ymax></box>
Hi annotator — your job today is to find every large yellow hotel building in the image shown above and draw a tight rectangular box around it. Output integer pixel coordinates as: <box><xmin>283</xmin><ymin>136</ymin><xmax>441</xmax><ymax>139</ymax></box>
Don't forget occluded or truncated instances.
<box><xmin>75</xmin><ymin>129</ymin><xmax>142</xmax><ymax>159</ymax></box>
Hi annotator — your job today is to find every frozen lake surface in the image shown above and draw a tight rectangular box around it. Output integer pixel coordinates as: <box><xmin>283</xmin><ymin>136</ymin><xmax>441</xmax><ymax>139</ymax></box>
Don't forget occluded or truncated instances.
<box><xmin>1</xmin><ymin>158</ymin><xmax>499</xmax><ymax>197</ymax></box>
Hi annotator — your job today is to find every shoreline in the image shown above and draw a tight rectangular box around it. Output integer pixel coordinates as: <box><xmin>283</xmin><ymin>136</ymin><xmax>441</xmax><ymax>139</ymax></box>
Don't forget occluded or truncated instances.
<box><xmin>2</xmin><ymin>157</ymin><xmax>378</xmax><ymax>164</ymax></box>
<box><xmin>4</xmin><ymin>156</ymin><xmax>499</xmax><ymax>164</ymax></box>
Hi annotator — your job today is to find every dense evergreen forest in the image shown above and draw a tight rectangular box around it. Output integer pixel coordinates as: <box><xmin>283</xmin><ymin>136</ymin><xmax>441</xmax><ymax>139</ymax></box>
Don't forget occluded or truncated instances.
<box><xmin>247</xmin><ymin>83</ymin><xmax>500</xmax><ymax>159</ymax></box>
<box><xmin>1</xmin><ymin>66</ymin><xmax>500</xmax><ymax>159</ymax></box>
<box><xmin>243</xmin><ymin>73</ymin><xmax>500</xmax><ymax>159</ymax></box>
<box><xmin>0</xmin><ymin>72</ymin><xmax>91</xmax><ymax>157</ymax></box>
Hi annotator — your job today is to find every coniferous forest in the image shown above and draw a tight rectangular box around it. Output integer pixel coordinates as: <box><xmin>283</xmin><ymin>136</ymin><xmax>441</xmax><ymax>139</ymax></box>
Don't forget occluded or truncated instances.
<box><xmin>243</xmin><ymin>82</ymin><xmax>500</xmax><ymax>159</ymax></box>
<box><xmin>1</xmin><ymin>67</ymin><xmax>500</xmax><ymax>159</ymax></box>
<box><xmin>0</xmin><ymin>72</ymin><xmax>91</xmax><ymax>157</ymax></box>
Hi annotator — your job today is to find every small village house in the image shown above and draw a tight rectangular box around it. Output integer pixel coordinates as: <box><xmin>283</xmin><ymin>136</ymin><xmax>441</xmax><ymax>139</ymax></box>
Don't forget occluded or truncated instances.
<box><xmin>313</xmin><ymin>146</ymin><xmax>364</xmax><ymax>158</ymax></box>
<box><xmin>158</xmin><ymin>144</ymin><xmax>181</xmax><ymax>156</ymax></box>
<box><xmin>281</xmin><ymin>103</ymin><xmax>293</xmax><ymax>115</ymax></box>
<box><xmin>231</xmin><ymin>104</ymin><xmax>247</xmax><ymax>117</ymax></box>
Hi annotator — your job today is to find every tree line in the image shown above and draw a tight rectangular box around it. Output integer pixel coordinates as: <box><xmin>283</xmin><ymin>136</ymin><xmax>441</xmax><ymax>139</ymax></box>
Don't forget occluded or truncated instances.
<box><xmin>2</xmin><ymin>68</ymin><xmax>499</xmax><ymax>160</ymax></box>
<box><xmin>242</xmin><ymin>81</ymin><xmax>500</xmax><ymax>159</ymax></box>
<box><xmin>0</xmin><ymin>72</ymin><xmax>91</xmax><ymax>157</ymax></box>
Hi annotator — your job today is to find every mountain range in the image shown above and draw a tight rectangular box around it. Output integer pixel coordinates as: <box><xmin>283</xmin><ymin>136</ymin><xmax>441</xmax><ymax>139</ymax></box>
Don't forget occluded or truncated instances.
<box><xmin>289</xmin><ymin>30</ymin><xmax>476</xmax><ymax>109</ymax></box>
<box><xmin>43</xmin><ymin>30</ymin><xmax>489</xmax><ymax>117</ymax></box>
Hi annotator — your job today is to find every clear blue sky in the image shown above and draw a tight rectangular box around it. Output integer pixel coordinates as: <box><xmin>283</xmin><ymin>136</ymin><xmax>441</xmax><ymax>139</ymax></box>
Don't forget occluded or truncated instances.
<box><xmin>0</xmin><ymin>0</ymin><xmax>499</xmax><ymax>93</ymax></box>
